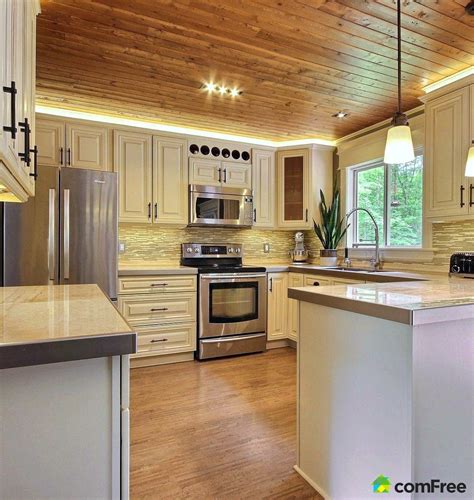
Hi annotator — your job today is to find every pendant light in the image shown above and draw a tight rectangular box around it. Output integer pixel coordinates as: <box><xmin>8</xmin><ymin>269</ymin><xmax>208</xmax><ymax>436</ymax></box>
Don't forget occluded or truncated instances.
<box><xmin>384</xmin><ymin>0</ymin><xmax>415</xmax><ymax>165</ymax></box>
<box><xmin>466</xmin><ymin>141</ymin><xmax>474</xmax><ymax>177</ymax></box>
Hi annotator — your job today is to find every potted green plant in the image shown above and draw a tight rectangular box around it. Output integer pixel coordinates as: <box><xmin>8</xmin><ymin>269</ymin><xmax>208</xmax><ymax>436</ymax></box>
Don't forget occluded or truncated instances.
<box><xmin>313</xmin><ymin>187</ymin><xmax>349</xmax><ymax>267</ymax></box>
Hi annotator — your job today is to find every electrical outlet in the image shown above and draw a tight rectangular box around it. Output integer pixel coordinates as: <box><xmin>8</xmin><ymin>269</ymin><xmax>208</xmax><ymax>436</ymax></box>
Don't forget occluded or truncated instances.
<box><xmin>118</xmin><ymin>241</ymin><xmax>126</xmax><ymax>254</ymax></box>
<box><xmin>263</xmin><ymin>243</ymin><xmax>270</xmax><ymax>253</ymax></box>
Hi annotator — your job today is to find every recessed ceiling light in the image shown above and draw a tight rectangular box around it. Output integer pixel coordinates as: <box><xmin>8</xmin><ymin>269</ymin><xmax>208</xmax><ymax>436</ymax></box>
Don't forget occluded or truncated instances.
<box><xmin>218</xmin><ymin>86</ymin><xmax>227</xmax><ymax>95</ymax></box>
<box><xmin>204</xmin><ymin>82</ymin><xmax>217</xmax><ymax>93</ymax></box>
<box><xmin>230</xmin><ymin>88</ymin><xmax>241</xmax><ymax>97</ymax></box>
<box><xmin>332</xmin><ymin>111</ymin><xmax>348</xmax><ymax>119</ymax></box>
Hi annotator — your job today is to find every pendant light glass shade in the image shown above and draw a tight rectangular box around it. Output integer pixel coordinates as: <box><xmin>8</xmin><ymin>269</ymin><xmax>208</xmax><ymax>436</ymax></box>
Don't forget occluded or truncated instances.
<box><xmin>465</xmin><ymin>142</ymin><xmax>474</xmax><ymax>177</ymax></box>
<box><xmin>384</xmin><ymin>0</ymin><xmax>415</xmax><ymax>165</ymax></box>
<box><xmin>384</xmin><ymin>124</ymin><xmax>415</xmax><ymax>164</ymax></box>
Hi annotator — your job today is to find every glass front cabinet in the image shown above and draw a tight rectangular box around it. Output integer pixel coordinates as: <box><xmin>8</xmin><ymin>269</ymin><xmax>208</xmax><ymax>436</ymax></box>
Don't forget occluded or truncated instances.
<box><xmin>277</xmin><ymin>148</ymin><xmax>312</xmax><ymax>228</ymax></box>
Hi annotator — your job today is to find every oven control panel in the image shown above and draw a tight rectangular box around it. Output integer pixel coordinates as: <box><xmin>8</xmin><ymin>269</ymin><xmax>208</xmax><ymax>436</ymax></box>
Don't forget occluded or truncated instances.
<box><xmin>449</xmin><ymin>252</ymin><xmax>474</xmax><ymax>278</ymax></box>
<box><xmin>182</xmin><ymin>243</ymin><xmax>243</xmax><ymax>258</ymax></box>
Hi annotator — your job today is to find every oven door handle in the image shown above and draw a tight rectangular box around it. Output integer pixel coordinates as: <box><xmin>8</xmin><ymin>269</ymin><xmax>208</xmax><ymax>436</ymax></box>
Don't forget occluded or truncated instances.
<box><xmin>200</xmin><ymin>333</ymin><xmax>266</xmax><ymax>343</ymax></box>
<box><xmin>200</xmin><ymin>273</ymin><xmax>266</xmax><ymax>280</ymax></box>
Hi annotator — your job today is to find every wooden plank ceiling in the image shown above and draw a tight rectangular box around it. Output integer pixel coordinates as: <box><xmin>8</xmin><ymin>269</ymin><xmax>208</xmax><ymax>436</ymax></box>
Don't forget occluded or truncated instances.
<box><xmin>36</xmin><ymin>0</ymin><xmax>474</xmax><ymax>142</ymax></box>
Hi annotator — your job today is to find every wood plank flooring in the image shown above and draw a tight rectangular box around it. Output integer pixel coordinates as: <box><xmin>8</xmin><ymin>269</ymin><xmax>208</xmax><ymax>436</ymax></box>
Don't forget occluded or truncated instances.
<box><xmin>130</xmin><ymin>347</ymin><xmax>321</xmax><ymax>499</ymax></box>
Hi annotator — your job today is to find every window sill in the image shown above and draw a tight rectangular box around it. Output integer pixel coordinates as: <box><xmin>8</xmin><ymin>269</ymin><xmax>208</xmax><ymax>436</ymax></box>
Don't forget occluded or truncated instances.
<box><xmin>345</xmin><ymin>247</ymin><xmax>435</xmax><ymax>263</ymax></box>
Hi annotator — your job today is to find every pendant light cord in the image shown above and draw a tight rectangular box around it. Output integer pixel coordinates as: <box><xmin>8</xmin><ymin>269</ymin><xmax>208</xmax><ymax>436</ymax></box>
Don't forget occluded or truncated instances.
<box><xmin>397</xmin><ymin>0</ymin><xmax>402</xmax><ymax>114</ymax></box>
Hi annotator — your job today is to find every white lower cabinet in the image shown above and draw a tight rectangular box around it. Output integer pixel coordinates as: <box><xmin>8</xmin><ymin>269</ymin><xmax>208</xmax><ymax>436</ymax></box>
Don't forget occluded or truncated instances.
<box><xmin>118</xmin><ymin>274</ymin><xmax>197</xmax><ymax>363</ymax></box>
<box><xmin>267</xmin><ymin>272</ymin><xmax>289</xmax><ymax>341</ymax></box>
<box><xmin>269</xmin><ymin>272</ymin><xmax>365</xmax><ymax>344</ymax></box>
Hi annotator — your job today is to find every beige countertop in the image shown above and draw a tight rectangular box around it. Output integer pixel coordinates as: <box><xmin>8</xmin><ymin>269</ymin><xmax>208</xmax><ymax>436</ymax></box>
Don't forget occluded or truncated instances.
<box><xmin>289</xmin><ymin>278</ymin><xmax>474</xmax><ymax>325</ymax></box>
<box><xmin>0</xmin><ymin>284</ymin><xmax>136</xmax><ymax>369</ymax></box>
<box><xmin>119</xmin><ymin>263</ymin><xmax>198</xmax><ymax>276</ymax></box>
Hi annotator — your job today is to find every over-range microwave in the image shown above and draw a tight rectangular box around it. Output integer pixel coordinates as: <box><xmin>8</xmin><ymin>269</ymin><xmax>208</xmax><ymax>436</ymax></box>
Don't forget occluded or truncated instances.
<box><xmin>188</xmin><ymin>185</ymin><xmax>254</xmax><ymax>227</ymax></box>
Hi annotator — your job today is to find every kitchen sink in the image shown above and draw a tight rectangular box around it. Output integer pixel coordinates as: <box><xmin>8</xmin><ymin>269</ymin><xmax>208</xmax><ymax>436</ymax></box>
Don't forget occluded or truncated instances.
<box><xmin>327</xmin><ymin>267</ymin><xmax>391</xmax><ymax>273</ymax></box>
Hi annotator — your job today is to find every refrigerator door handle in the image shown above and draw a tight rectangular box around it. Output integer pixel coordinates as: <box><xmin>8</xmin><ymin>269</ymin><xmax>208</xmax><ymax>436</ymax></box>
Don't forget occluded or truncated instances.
<box><xmin>48</xmin><ymin>188</ymin><xmax>56</xmax><ymax>282</ymax></box>
<box><xmin>63</xmin><ymin>189</ymin><xmax>70</xmax><ymax>280</ymax></box>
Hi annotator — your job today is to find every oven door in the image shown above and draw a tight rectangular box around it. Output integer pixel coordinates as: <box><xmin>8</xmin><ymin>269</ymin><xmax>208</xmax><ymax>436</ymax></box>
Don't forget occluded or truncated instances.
<box><xmin>190</xmin><ymin>190</ymin><xmax>249</xmax><ymax>227</ymax></box>
<box><xmin>199</xmin><ymin>273</ymin><xmax>267</xmax><ymax>338</ymax></box>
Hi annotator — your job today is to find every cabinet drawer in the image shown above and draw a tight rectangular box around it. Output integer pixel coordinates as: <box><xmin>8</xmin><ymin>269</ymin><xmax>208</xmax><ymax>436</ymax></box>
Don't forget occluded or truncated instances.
<box><xmin>303</xmin><ymin>275</ymin><xmax>331</xmax><ymax>287</ymax></box>
<box><xmin>118</xmin><ymin>275</ymin><xmax>196</xmax><ymax>294</ymax></box>
<box><xmin>118</xmin><ymin>293</ymin><xmax>196</xmax><ymax>325</ymax></box>
<box><xmin>135</xmin><ymin>323</ymin><xmax>196</xmax><ymax>355</ymax></box>
<box><xmin>331</xmin><ymin>277</ymin><xmax>365</xmax><ymax>285</ymax></box>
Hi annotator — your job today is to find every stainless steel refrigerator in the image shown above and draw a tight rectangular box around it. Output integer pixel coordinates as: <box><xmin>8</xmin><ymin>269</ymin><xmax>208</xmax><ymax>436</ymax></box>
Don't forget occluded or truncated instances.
<box><xmin>3</xmin><ymin>165</ymin><xmax>118</xmax><ymax>300</ymax></box>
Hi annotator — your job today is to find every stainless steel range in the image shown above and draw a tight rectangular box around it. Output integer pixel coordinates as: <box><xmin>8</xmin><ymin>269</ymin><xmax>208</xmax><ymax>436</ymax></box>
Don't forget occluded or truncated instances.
<box><xmin>181</xmin><ymin>243</ymin><xmax>267</xmax><ymax>360</ymax></box>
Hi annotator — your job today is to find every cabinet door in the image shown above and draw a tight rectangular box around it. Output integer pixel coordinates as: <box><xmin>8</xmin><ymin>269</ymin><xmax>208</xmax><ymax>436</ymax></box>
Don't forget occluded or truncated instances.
<box><xmin>189</xmin><ymin>158</ymin><xmax>221</xmax><ymax>186</ymax></box>
<box><xmin>252</xmin><ymin>149</ymin><xmax>275</xmax><ymax>227</ymax></box>
<box><xmin>424</xmin><ymin>87</ymin><xmax>470</xmax><ymax>217</ymax></box>
<box><xmin>277</xmin><ymin>148</ymin><xmax>311</xmax><ymax>228</ymax></box>
<box><xmin>114</xmin><ymin>130</ymin><xmax>153</xmax><ymax>223</ymax></box>
<box><xmin>66</xmin><ymin>123</ymin><xmax>110</xmax><ymax>171</ymax></box>
<box><xmin>222</xmin><ymin>162</ymin><xmax>252</xmax><ymax>189</ymax></box>
<box><xmin>287</xmin><ymin>273</ymin><xmax>303</xmax><ymax>341</ymax></box>
<box><xmin>153</xmin><ymin>136</ymin><xmax>188</xmax><ymax>224</ymax></box>
<box><xmin>36</xmin><ymin>118</ymin><xmax>65</xmax><ymax>167</ymax></box>
<box><xmin>0</xmin><ymin>0</ymin><xmax>11</xmax><ymax>159</ymax></box>
<box><xmin>267</xmin><ymin>272</ymin><xmax>288</xmax><ymax>341</ymax></box>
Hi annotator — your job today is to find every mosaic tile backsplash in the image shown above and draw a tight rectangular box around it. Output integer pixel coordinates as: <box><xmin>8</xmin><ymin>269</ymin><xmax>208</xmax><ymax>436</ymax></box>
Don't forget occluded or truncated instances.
<box><xmin>118</xmin><ymin>224</ymin><xmax>309</xmax><ymax>264</ymax></box>
<box><xmin>119</xmin><ymin>220</ymin><xmax>474</xmax><ymax>270</ymax></box>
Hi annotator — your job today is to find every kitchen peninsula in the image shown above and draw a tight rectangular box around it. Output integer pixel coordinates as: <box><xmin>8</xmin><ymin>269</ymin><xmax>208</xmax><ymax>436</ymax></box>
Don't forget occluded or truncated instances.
<box><xmin>0</xmin><ymin>284</ymin><xmax>136</xmax><ymax>499</ymax></box>
<box><xmin>289</xmin><ymin>280</ymin><xmax>474</xmax><ymax>499</ymax></box>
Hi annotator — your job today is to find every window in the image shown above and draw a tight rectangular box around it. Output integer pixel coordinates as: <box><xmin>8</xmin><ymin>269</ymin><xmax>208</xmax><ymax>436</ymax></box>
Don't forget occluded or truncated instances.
<box><xmin>352</xmin><ymin>155</ymin><xmax>423</xmax><ymax>247</ymax></box>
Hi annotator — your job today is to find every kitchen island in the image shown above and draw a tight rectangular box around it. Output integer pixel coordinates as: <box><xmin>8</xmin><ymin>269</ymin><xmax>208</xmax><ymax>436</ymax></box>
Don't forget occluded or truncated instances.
<box><xmin>0</xmin><ymin>284</ymin><xmax>136</xmax><ymax>499</ymax></box>
<box><xmin>289</xmin><ymin>280</ymin><xmax>474</xmax><ymax>499</ymax></box>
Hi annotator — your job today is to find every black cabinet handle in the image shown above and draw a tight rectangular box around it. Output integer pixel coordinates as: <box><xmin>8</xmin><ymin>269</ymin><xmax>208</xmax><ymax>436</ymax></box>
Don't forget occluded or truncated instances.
<box><xmin>150</xmin><ymin>307</ymin><xmax>168</xmax><ymax>312</ymax></box>
<box><xmin>253</xmin><ymin>208</ymin><xmax>256</xmax><ymax>222</ymax></box>
<box><xmin>223</xmin><ymin>168</ymin><xmax>227</xmax><ymax>183</ymax></box>
<box><xmin>470</xmin><ymin>184</ymin><xmax>474</xmax><ymax>207</ymax></box>
<box><xmin>460</xmin><ymin>185</ymin><xmax>466</xmax><ymax>208</ymax></box>
<box><xmin>269</xmin><ymin>277</ymin><xmax>273</xmax><ymax>292</ymax></box>
<box><xmin>154</xmin><ymin>203</ymin><xmax>158</xmax><ymax>220</ymax></box>
<box><xmin>18</xmin><ymin>118</ymin><xmax>31</xmax><ymax>166</ymax></box>
<box><xmin>150</xmin><ymin>338</ymin><xmax>168</xmax><ymax>343</ymax></box>
<box><xmin>67</xmin><ymin>147</ymin><xmax>71</xmax><ymax>166</ymax></box>
<box><xmin>305</xmin><ymin>208</ymin><xmax>308</xmax><ymax>222</ymax></box>
<box><xmin>313</xmin><ymin>281</ymin><xmax>320</xmax><ymax>286</ymax></box>
<box><xmin>29</xmin><ymin>145</ymin><xmax>38</xmax><ymax>179</ymax></box>
<box><xmin>3</xmin><ymin>81</ymin><xmax>17</xmax><ymax>139</ymax></box>
<box><xmin>148</xmin><ymin>202</ymin><xmax>152</xmax><ymax>220</ymax></box>
<box><xmin>60</xmin><ymin>147</ymin><xmax>64</xmax><ymax>165</ymax></box>
<box><xmin>218</xmin><ymin>168</ymin><xmax>222</xmax><ymax>183</ymax></box>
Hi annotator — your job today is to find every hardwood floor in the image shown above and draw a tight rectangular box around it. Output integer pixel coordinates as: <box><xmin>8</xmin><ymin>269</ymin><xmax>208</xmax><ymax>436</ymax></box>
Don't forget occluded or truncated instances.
<box><xmin>130</xmin><ymin>347</ymin><xmax>321</xmax><ymax>499</ymax></box>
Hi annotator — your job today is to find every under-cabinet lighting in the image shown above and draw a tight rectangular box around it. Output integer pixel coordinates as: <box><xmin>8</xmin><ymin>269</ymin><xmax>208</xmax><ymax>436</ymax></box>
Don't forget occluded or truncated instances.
<box><xmin>465</xmin><ymin>141</ymin><xmax>474</xmax><ymax>177</ymax></box>
<box><xmin>35</xmin><ymin>105</ymin><xmax>335</xmax><ymax>148</ymax></box>
<box><xmin>422</xmin><ymin>67</ymin><xmax>474</xmax><ymax>94</ymax></box>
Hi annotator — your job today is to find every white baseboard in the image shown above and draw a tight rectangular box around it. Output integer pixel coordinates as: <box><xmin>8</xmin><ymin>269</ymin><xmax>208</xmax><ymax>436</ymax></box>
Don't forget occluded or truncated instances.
<box><xmin>293</xmin><ymin>465</ymin><xmax>330</xmax><ymax>500</ymax></box>
<box><xmin>266</xmin><ymin>338</ymin><xmax>297</xmax><ymax>350</ymax></box>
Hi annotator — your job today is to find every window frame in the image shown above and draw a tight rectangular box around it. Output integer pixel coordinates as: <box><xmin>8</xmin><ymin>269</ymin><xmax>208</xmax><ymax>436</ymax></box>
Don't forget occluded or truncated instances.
<box><xmin>350</xmin><ymin>149</ymin><xmax>423</xmax><ymax>249</ymax></box>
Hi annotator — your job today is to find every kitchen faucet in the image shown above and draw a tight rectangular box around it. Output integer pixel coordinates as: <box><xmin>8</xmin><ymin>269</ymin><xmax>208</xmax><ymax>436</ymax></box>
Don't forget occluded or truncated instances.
<box><xmin>345</xmin><ymin>208</ymin><xmax>382</xmax><ymax>270</ymax></box>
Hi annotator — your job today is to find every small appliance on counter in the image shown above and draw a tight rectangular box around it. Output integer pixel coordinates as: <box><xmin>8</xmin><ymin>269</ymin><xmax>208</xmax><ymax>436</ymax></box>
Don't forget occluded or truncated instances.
<box><xmin>289</xmin><ymin>231</ymin><xmax>309</xmax><ymax>263</ymax></box>
<box><xmin>449</xmin><ymin>252</ymin><xmax>474</xmax><ymax>278</ymax></box>
<box><xmin>181</xmin><ymin>243</ymin><xmax>267</xmax><ymax>360</ymax></box>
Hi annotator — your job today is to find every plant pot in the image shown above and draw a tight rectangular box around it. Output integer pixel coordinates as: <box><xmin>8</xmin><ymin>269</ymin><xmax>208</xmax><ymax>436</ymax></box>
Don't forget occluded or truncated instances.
<box><xmin>319</xmin><ymin>249</ymin><xmax>338</xmax><ymax>267</ymax></box>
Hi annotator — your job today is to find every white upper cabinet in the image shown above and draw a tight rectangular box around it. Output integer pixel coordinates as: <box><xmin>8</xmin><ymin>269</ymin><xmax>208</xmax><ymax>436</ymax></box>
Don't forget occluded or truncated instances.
<box><xmin>277</xmin><ymin>148</ymin><xmax>311</xmax><ymax>229</ymax></box>
<box><xmin>115</xmin><ymin>131</ymin><xmax>188</xmax><ymax>225</ymax></box>
<box><xmin>153</xmin><ymin>136</ymin><xmax>188</xmax><ymax>224</ymax></box>
<box><xmin>424</xmin><ymin>86</ymin><xmax>471</xmax><ymax>218</ymax></box>
<box><xmin>36</xmin><ymin>116</ymin><xmax>111</xmax><ymax>171</ymax></box>
<box><xmin>252</xmin><ymin>149</ymin><xmax>275</xmax><ymax>228</ymax></box>
<box><xmin>189</xmin><ymin>158</ymin><xmax>251</xmax><ymax>189</ymax></box>
<box><xmin>189</xmin><ymin>158</ymin><xmax>221</xmax><ymax>186</ymax></box>
<box><xmin>66</xmin><ymin>123</ymin><xmax>111</xmax><ymax>170</ymax></box>
<box><xmin>0</xmin><ymin>0</ymin><xmax>39</xmax><ymax>201</ymax></box>
<box><xmin>115</xmin><ymin>130</ymin><xmax>153</xmax><ymax>224</ymax></box>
